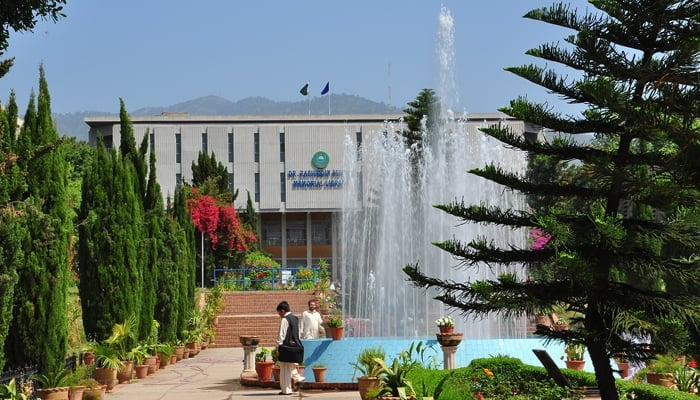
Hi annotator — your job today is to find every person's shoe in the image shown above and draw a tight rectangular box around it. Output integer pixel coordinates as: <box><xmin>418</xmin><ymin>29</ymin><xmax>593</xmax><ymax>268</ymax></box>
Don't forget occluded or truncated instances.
<box><xmin>278</xmin><ymin>392</ymin><xmax>292</xmax><ymax>395</ymax></box>
<box><xmin>293</xmin><ymin>376</ymin><xmax>306</xmax><ymax>384</ymax></box>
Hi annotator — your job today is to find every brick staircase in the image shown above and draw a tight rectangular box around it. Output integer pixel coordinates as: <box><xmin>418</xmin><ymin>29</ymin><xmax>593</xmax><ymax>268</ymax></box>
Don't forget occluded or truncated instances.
<box><xmin>210</xmin><ymin>290</ymin><xmax>315</xmax><ymax>348</ymax></box>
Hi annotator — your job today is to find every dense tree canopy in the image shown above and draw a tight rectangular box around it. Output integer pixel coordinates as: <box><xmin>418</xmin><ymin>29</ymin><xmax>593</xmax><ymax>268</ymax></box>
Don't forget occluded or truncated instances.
<box><xmin>405</xmin><ymin>2</ymin><xmax>700</xmax><ymax>399</ymax></box>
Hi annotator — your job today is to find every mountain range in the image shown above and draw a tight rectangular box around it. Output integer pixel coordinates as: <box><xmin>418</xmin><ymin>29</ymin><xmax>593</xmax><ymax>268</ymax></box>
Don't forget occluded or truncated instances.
<box><xmin>53</xmin><ymin>94</ymin><xmax>403</xmax><ymax>140</ymax></box>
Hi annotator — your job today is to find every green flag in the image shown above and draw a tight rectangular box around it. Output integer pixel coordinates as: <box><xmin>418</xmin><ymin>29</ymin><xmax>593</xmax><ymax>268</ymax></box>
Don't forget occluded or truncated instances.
<box><xmin>300</xmin><ymin>83</ymin><xmax>309</xmax><ymax>96</ymax></box>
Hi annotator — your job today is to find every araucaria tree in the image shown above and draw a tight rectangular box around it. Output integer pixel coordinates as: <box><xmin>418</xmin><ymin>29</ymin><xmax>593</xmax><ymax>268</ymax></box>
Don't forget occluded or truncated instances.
<box><xmin>404</xmin><ymin>2</ymin><xmax>700</xmax><ymax>400</ymax></box>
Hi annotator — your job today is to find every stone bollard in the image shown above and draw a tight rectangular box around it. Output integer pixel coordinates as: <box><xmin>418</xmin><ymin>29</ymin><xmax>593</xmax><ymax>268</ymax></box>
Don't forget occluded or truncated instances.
<box><xmin>436</xmin><ymin>332</ymin><xmax>463</xmax><ymax>370</ymax></box>
<box><xmin>240</xmin><ymin>335</ymin><xmax>260</xmax><ymax>380</ymax></box>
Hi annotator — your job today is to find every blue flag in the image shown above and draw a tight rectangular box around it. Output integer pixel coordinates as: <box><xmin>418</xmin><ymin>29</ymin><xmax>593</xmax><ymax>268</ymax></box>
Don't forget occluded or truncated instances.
<box><xmin>321</xmin><ymin>82</ymin><xmax>329</xmax><ymax>96</ymax></box>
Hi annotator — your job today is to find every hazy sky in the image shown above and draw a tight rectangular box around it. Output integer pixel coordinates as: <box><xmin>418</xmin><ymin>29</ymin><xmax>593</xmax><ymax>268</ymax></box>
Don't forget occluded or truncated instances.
<box><xmin>1</xmin><ymin>0</ymin><xmax>590</xmax><ymax>115</ymax></box>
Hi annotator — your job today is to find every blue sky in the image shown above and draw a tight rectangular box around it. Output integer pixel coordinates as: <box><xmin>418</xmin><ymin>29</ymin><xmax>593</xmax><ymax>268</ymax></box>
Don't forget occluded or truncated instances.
<box><xmin>1</xmin><ymin>0</ymin><xmax>589</xmax><ymax>115</ymax></box>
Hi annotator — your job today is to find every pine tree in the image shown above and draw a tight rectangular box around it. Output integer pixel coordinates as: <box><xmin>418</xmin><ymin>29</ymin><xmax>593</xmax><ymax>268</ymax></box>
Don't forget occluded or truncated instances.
<box><xmin>404</xmin><ymin>2</ymin><xmax>700</xmax><ymax>399</ymax></box>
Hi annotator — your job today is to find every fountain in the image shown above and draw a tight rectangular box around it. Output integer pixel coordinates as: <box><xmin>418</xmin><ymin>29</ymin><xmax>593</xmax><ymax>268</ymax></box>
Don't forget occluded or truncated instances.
<box><xmin>339</xmin><ymin>6</ymin><xmax>529</xmax><ymax>339</ymax></box>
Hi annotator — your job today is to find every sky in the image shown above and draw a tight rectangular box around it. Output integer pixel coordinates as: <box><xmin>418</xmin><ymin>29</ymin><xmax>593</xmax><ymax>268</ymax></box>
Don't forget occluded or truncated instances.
<box><xmin>0</xmin><ymin>0</ymin><xmax>591</xmax><ymax>115</ymax></box>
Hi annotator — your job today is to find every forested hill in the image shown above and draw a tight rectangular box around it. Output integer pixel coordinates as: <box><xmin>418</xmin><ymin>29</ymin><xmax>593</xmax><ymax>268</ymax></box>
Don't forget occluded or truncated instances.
<box><xmin>53</xmin><ymin>94</ymin><xmax>402</xmax><ymax>140</ymax></box>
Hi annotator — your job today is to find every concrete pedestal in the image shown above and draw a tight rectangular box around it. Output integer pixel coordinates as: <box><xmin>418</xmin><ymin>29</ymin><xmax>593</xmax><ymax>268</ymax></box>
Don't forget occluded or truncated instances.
<box><xmin>241</xmin><ymin>345</ymin><xmax>259</xmax><ymax>380</ymax></box>
<box><xmin>441</xmin><ymin>345</ymin><xmax>459</xmax><ymax>370</ymax></box>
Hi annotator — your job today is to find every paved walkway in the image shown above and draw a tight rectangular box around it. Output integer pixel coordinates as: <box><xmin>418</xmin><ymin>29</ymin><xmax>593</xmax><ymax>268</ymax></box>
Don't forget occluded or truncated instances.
<box><xmin>106</xmin><ymin>347</ymin><xmax>352</xmax><ymax>400</ymax></box>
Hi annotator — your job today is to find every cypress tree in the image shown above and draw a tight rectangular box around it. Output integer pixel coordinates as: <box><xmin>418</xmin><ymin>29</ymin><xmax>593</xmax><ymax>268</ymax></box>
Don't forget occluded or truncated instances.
<box><xmin>5</xmin><ymin>66</ymin><xmax>70</xmax><ymax>373</ymax></box>
<box><xmin>78</xmin><ymin>143</ymin><xmax>143</xmax><ymax>340</ymax></box>
<box><xmin>172</xmin><ymin>186</ymin><xmax>196</xmax><ymax>338</ymax></box>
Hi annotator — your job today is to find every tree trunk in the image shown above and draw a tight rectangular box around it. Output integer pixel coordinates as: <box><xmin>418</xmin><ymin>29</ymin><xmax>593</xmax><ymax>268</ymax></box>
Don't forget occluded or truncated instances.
<box><xmin>588</xmin><ymin>336</ymin><xmax>618</xmax><ymax>400</ymax></box>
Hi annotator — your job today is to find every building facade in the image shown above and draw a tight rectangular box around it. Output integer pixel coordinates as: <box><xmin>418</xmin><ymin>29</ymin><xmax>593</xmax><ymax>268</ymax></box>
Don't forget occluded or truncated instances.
<box><xmin>85</xmin><ymin>113</ymin><xmax>527</xmax><ymax>271</ymax></box>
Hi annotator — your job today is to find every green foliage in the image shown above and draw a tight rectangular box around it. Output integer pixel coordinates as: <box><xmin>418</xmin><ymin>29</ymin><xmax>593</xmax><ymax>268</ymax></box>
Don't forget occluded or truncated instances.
<box><xmin>255</xmin><ymin>347</ymin><xmax>271</xmax><ymax>362</ymax></box>
<box><xmin>191</xmin><ymin>151</ymin><xmax>231</xmax><ymax>200</ymax></box>
<box><xmin>326</xmin><ymin>316</ymin><xmax>343</xmax><ymax>328</ymax></box>
<box><xmin>374</xmin><ymin>357</ymin><xmax>416</xmax><ymax>398</ymax></box>
<box><xmin>404</xmin><ymin>2</ymin><xmax>700</xmax><ymax>399</ymax></box>
<box><xmin>104</xmin><ymin>314</ymin><xmax>137</xmax><ymax>361</ymax></box>
<box><xmin>0</xmin><ymin>378</ymin><xmax>27</xmax><ymax>400</ymax></box>
<box><xmin>5</xmin><ymin>66</ymin><xmax>70</xmax><ymax>374</ymax></box>
<box><xmin>33</xmin><ymin>368</ymin><xmax>71</xmax><ymax>389</ymax></box>
<box><xmin>350</xmin><ymin>346</ymin><xmax>386</xmax><ymax>379</ymax></box>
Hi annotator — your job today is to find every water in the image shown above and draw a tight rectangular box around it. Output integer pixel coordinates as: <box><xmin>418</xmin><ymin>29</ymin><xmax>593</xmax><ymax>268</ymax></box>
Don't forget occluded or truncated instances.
<box><xmin>338</xmin><ymin>6</ymin><xmax>529</xmax><ymax>339</ymax></box>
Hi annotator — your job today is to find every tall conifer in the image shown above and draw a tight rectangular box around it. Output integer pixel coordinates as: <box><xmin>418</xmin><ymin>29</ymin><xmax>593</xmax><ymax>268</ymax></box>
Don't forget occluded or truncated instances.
<box><xmin>404</xmin><ymin>2</ymin><xmax>700</xmax><ymax>399</ymax></box>
<box><xmin>4</xmin><ymin>66</ymin><xmax>70</xmax><ymax>373</ymax></box>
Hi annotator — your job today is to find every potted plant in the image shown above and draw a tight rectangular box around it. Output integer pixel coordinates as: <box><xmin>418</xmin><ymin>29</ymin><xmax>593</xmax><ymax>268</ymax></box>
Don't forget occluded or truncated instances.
<box><xmin>373</xmin><ymin>356</ymin><xmax>417</xmax><ymax>400</ymax></box>
<box><xmin>315</xmin><ymin>259</ymin><xmax>332</xmax><ymax>315</ymax></box>
<box><xmin>34</xmin><ymin>369</ymin><xmax>71</xmax><ymax>400</ymax></box>
<box><xmin>435</xmin><ymin>316</ymin><xmax>455</xmax><ymax>334</ymax></box>
<box><xmin>637</xmin><ymin>353</ymin><xmax>681</xmax><ymax>386</ymax></box>
<box><xmin>351</xmin><ymin>346</ymin><xmax>386</xmax><ymax>400</ymax></box>
<box><xmin>614</xmin><ymin>355</ymin><xmax>630</xmax><ymax>379</ymax></box>
<box><xmin>326</xmin><ymin>315</ymin><xmax>344</xmax><ymax>340</ymax></box>
<box><xmin>92</xmin><ymin>342</ymin><xmax>123</xmax><ymax>391</ymax></box>
<box><xmin>78</xmin><ymin>378</ymin><xmax>106</xmax><ymax>400</ymax></box>
<box><xmin>65</xmin><ymin>363</ymin><xmax>94</xmax><ymax>400</ymax></box>
<box><xmin>255</xmin><ymin>347</ymin><xmax>274</xmax><ymax>381</ymax></box>
<box><xmin>311</xmin><ymin>364</ymin><xmax>327</xmax><ymax>383</ymax></box>
<box><xmin>104</xmin><ymin>315</ymin><xmax>138</xmax><ymax>384</ymax></box>
<box><xmin>562</xmin><ymin>343</ymin><xmax>585</xmax><ymax>370</ymax></box>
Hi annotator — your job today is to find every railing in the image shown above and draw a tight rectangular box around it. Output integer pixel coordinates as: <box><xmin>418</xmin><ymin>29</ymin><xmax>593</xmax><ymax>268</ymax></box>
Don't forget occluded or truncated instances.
<box><xmin>213</xmin><ymin>267</ymin><xmax>320</xmax><ymax>291</ymax></box>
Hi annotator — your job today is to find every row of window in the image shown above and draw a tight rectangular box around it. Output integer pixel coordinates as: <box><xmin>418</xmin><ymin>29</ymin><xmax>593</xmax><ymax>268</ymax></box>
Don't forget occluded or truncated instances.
<box><xmin>172</xmin><ymin>130</ymin><xmax>363</xmax><ymax>166</ymax></box>
<box><xmin>170</xmin><ymin>130</ymin><xmax>364</xmax><ymax>202</ymax></box>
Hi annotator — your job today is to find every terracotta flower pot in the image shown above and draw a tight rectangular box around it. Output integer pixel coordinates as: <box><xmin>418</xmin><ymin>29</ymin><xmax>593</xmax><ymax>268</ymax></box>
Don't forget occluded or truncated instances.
<box><xmin>174</xmin><ymin>345</ymin><xmax>185</xmax><ymax>361</ymax></box>
<box><xmin>117</xmin><ymin>360</ymin><xmax>133</xmax><ymax>384</ymax></box>
<box><xmin>134</xmin><ymin>364</ymin><xmax>149</xmax><ymax>379</ymax></box>
<box><xmin>36</xmin><ymin>387</ymin><xmax>70</xmax><ymax>400</ymax></box>
<box><xmin>69</xmin><ymin>385</ymin><xmax>85</xmax><ymax>400</ymax></box>
<box><xmin>438</xmin><ymin>325</ymin><xmax>454</xmax><ymax>334</ymax></box>
<box><xmin>565</xmin><ymin>360</ymin><xmax>585</xmax><ymax>370</ymax></box>
<box><xmin>329</xmin><ymin>326</ymin><xmax>344</xmax><ymax>340</ymax></box>
<box><xmin>312</xmin><ymin>367</ymin><xmax>327</xmax><ymax>383</ymax></box>
<box><xmin>358</xmin><ymin>376</ymin><xmax>380</xmax><ymax>400</ymax></box>
<box><xmin>94</xmin><ymin>368</ymin><xmax>117</xmax><ymax>391</ymax></box>
<box><xmin>255</xmin><ymin>361</ymin><xmax>274</xmax><ymax>381</ymax></box>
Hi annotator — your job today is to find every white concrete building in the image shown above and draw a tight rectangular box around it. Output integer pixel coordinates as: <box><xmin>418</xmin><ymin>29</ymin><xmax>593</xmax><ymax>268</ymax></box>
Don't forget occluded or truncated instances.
<box><xmin>85</xmin><ymin>113</ymin><xmax>528</xmax><ymax>270</ymax></box>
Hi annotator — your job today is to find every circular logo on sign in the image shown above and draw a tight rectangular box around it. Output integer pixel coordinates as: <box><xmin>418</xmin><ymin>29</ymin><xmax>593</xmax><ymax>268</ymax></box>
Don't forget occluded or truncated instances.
<box><xmin>312</xmin><ymin>151</ymin><xmax>329</xmax><ymax>169</ymax></box>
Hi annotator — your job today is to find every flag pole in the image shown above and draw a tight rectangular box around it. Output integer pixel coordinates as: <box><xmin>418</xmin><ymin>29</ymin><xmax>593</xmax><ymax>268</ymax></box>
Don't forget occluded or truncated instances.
<box><xmin>328</xmin><ymin>90</ymin><xmax>331</xmax><ymax>115</ymax></box>
<box><xmin>308</xmin><ymin>82</ymin><xmax>311</xmax><ymax>115</ymax></box>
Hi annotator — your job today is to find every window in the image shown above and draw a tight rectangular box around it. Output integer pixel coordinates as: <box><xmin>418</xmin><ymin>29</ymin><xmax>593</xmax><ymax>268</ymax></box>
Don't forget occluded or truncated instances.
<box><xmin>149</xmin><ymin>131</ymin><xmax>155</xmax><ymax>152</ymax></box>
<box><xmin>279</xmin><ymin>132</ymin><xmax>285</xmax><ymax>162</ymax></box>
<box><xmin>254</xmin><ymin>132</ymin><xmax>260</xmax><ymax>162</ymax></box>
<box><xmin>176</xmin><ymin>173</ymin><xmax>182</xmax><ymax>186</ymax></box>
<box><xmin>311</xmin><ymin>214</ymin><xmax>331</xmax><ymax>245</ymax></box>
<box><xmin>175</xmin><ymin>133</ymin><xmax>181</xmax><ymax>163</ymax></box>
<box><xmin>356</xmin><ymin>131</ymin><xmax>363</xmax><ymax>161</ymax></box>
<box><xmin>201</xmin><ymin>131</ymin><xmax>208</xmax><ymax>154</ymax></box>
<box><xmin>261</xmin><ymin>214</ymin><xmax>281</xmax><ymax>246</ymax></box>
<box><xmin>228</xmin><ymin>173</ymin><xmax>234</xmax><ymax>194</ymax></box>
<box><xmin>280</xmin><ymin>173</ymin><xmax>286</xmax><ymax>202</ymax></box>
<box><xmin>286</xmin><ymin>215</ymin><xmax>306</xmax><ymax>246</ymax></box>
<box><xmin>228</xmin><ymin>133</ymin><xmax>234</xmax><ymax>162</ymax></box>
<box><xmin>254</xmin><ymin>173</ymin><xmax>260</xmax><ymax>202</ymax></box>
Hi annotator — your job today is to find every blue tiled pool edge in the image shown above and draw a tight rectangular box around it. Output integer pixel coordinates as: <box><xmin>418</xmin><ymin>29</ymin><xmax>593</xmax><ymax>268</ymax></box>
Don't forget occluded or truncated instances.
<box><xmin>300</xmin><ymin>337</ymin><xmax>592</xmax><ymax>382</ymax></box>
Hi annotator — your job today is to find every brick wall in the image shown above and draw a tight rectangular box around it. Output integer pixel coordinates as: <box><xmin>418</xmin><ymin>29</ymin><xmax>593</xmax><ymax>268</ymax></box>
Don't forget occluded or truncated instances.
<box><xmin>211</xmin><ymin>291</ymin><xmax>316</xmax><ymax>348</ymax></box>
